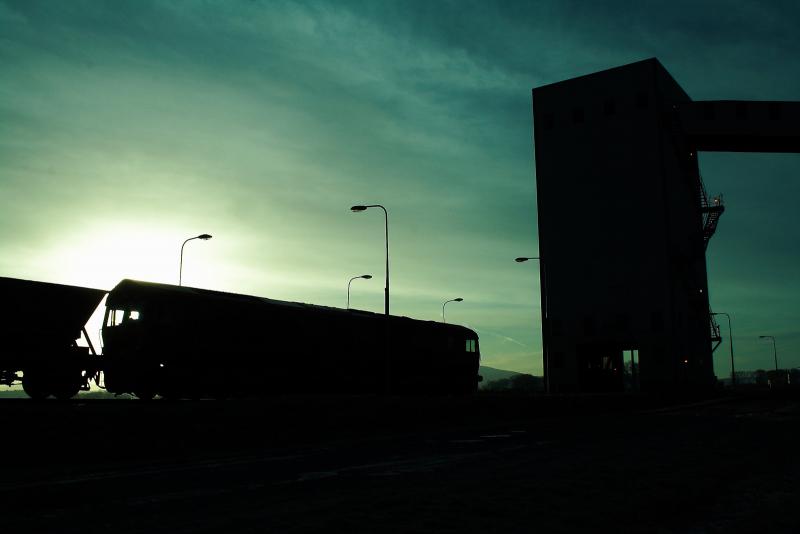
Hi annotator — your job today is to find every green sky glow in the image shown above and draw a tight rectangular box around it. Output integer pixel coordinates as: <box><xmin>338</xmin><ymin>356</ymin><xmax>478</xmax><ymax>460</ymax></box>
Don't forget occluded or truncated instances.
<box><xmin>1</xmin><ymin>0</ymin><xmax>799</xmax><ymax>374</ymax></box>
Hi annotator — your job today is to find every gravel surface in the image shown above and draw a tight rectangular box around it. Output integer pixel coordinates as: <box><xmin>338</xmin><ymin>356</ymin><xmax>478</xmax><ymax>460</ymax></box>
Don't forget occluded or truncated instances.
<box><xmin>1</xmin><ymin>391</ymin><xmax>798</xmax><ymax>533</ymax></box>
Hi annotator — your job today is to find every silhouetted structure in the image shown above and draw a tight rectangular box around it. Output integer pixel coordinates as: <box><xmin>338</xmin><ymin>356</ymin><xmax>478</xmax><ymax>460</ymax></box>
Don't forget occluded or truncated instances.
<box><xmin>102</xmin><ymin>279</ymin><xmax>480</xmax><ymax>399</ymax></box>
<box><xmin>1</xmin><ymin>276</ymin><xmax>480</xmax><ymax>399</ymax></box>
<box><xmin>532</xmin><ymin>58</ymin><xmax>800</xmax><ymax>393</ymax></box>
<box><xmin>0</xmin><ymin>277</ymin><xmax>105</xmax><ymax>399</ymax></box>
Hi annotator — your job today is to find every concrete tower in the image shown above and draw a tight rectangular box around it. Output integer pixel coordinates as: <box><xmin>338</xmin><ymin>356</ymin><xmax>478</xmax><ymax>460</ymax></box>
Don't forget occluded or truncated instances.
<box><xmin>532</xmin><ymin>58</ymin><xmax>799</xmax><ymax>393</ymax></box>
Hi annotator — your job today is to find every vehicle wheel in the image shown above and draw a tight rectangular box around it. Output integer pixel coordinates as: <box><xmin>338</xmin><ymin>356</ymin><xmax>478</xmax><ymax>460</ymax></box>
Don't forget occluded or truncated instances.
<box><xmin>22</xmin><ymin>373</ymin><xmax>50</xmax><ymax>400</ymax></box>
<box><xmin>159</xmin><ymin>390</ymin><xmax>180</xmax><ymax>401</ymax></box>
<box><xmin>135</xmin><ymin>390</ymin><xmax>155</xmax><ymax>401</ymax></box>
<box><xmin>52</xmin><ymin>381</ymin><xmax>82</xmax><ymax>401</ymax></box>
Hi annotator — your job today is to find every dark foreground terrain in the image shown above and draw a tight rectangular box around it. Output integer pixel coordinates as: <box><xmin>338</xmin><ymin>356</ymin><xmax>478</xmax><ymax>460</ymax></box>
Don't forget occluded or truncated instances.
<box><xmin>1</xmin><ymin>391</ymin><xmax>798</xmax><ymax>533</ymax></box>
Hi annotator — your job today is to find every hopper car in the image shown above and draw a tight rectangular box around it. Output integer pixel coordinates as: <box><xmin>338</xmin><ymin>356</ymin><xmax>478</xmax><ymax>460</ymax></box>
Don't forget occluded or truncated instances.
<box><xmin>0</xmin><ymin>277</ymin><xmax>106</xmax><ymax>399</ymax></box>
<box><xmin>1</xmin><ymin>277</ymin><xmax>481</xmax><ymax>399</ymax></box>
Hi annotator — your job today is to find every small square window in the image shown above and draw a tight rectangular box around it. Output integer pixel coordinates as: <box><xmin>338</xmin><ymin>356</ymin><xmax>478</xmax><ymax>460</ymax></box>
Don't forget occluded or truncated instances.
<box><xmin>769</xmin><ymin>103</ymin><xmax>781</xmax><ymax>120</ymax></box>
<box><xmin>736</xmin><ymin>102</ymin><xmax>748</xmax><ymax>120</ymax></box>
<box><xmin>550</xmin><ymin>318</ymin><xmax>563</xmax><ymax>336</ymax></box>
<box><xmin>583</xmin><ymin>316</ymin><xmax>595</xmax><ymax>336</ymax></box>
<box><xmin>651</xmin><ymin>310</ymin><xmax>664</xmax><ymax>332</ymax></box>
<box><xmin>636</xmin><ymin>91</ymin><xmax>649</xmax><ymax>109</ymax></box>
<box><xmin>703</xmin><ymin>102</ymin><xmax>716</xmax><ymax>120</ymax></box>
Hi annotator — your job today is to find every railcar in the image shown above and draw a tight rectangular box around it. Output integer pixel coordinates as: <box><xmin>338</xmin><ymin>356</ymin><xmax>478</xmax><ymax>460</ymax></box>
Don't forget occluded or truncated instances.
<box><xmin>0</xmin><ymin>277</ymin><xmax>106</xmax><ymax>399</ymax></box>
<box><xmin>101</xmin><ymin>279</ymin><xmax>481</xmax><ymax>399</ymax></box>
<box><xmin>1</xmin><ymin>276</ymin><xmax>481</xmax><ymax>399</ymax></box>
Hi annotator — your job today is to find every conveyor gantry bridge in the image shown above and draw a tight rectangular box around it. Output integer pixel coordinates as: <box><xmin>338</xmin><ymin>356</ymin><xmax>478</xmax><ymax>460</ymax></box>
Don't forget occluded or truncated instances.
<box><xmin>677</xmin><ymin>100</ymin><xmax>800</xmax><ymax>248</ymax></box>
<box><xmin>676</xmin><ymin>100</ymin><xmax>800</xmax><ymax>352</ymax></box>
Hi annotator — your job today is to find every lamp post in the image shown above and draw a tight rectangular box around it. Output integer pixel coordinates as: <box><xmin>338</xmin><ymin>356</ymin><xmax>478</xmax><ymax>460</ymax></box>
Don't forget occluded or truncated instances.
<box><xmin>712</xmin><ymin>312</ymin><xmax>736</xmax><ymax>386</ymax></box>
<box><xmin>351</xmin><ymin>204</ymin><xmax>389</xmax><ymax>316</ymax></box>
<box><xmin>179</xmin><ymin>233</ymin><xmax>212</xmax><ymax>286</ymax></box>
<box><xmin>759</xmin><ymin>335</ymin><xmax>778</xmax><ymax>371</ymax></box>
<box><xmin>516</xmin><ymin>256</ymin><xmax>548</xmax><ymax>392</ymax></box>
<box><xmin>347</xmin><ymin>274</ymin><xmax>372</xmax><ymax>309</ymax></box>
<box><xmin>442</xmin><ymin>298</ymin><xmax>463</xmax><ymax>323</ymax></box>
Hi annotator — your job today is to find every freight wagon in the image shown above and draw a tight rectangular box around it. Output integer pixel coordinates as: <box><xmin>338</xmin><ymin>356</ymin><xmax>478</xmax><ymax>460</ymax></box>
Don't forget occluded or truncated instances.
<box><xmin>0</xmin><ymin>277</ymin><xmax>106</xmax><ymax>399</ymax></box>
<box><xmin>1</xmin><ymin>277</ymin><xmax>481</xmax><ymax>399</ymax></box>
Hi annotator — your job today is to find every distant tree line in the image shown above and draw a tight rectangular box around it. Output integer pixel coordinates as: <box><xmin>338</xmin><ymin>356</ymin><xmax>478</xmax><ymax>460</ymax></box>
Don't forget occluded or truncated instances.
<box><xmin>723</xmin><ymin>369</ymin><xmax>800</xmax><ymax>388</ymax></box>
<box><xmin>481</xmin><ymin>373</ymin><xmax>544</xmax><ymax>393</ymax></box>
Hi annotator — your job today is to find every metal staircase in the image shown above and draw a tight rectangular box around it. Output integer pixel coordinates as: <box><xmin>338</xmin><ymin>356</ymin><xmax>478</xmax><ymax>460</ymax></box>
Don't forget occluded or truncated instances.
<box><xmin>669</xmin><ymin>107</ymin><xmax>726</xmax><ymax>353</ymax></box>
<box><xmin>671</xmin><ymin>106</ymin><xmax>726</xmax><ymax>250</ymax></box>
<box><xmin>709</xmin><ymin>310</ymin><xmax>722</xmax><ymax>352</ymax></box>
<box><xmin>695</xmin><ymin>174</ymin><xmax>725</xmax><ymax>353</ymax></box>
<box><xmin>697</xmin><ymin>181</ymin><xmax>725</xmax><ymax>250</ymax></box>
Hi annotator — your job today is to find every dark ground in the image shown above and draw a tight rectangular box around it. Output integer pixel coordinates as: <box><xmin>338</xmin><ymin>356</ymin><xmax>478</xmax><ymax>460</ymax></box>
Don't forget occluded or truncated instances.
<box><xmin>1</xmin><ymin>391</ymin><xmax>799</xmax><ymax>533</ymax></box>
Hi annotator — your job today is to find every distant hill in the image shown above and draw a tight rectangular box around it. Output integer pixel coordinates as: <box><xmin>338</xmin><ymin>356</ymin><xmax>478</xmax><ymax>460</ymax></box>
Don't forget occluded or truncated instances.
<box><xmin>479</xmin><ymin>366</ymin><xmax>521</xmax><ymax>386</ymax></box>
<box><xmin>479</xmin><ymin>366</ymin><xmax>545</xmax><ymax>392</ymax></box>
<box><xmin>0</xmin><ymin>388</ymin><xmax>123</xmax><ymax>399</ymax></box>
<box><xmin>2</xmin><ymin>367</ymin><xmax>532</xmax><ymax>398</ymax></box>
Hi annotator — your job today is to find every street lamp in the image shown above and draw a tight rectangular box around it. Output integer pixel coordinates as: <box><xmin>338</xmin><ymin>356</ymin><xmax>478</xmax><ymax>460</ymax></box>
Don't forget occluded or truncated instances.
<box><xmin>442</xmin><ymin>297</ymin><xmax>463</xmax><ymax>323</ymax></box>
<box><xmin>516</xmin><ymin>256</ymin><xmax>548</xmax><ymax>392</ymax></box>
<box><xmin>179</xmin><ymin>233</ymin><xmax>212</xmax><ymax>286</ymax></box>
<box><xmin>351</xmin><ymin>204</ymin><xmax>389</xmax><ymax>316</ymax></box>
<box><xmin>759</xmin><ymin>335</ymin><xmax>778</xmax><ymax>371</ymax></box>
<box><xmin>712</xmin><ymin>312</ymin><xmax>736</xmax><ymax>386</ymax></box>
<box><xmin>347</xmin><ymin>274</ymin><xmax>372</xmax><ymax>309</ymax></box>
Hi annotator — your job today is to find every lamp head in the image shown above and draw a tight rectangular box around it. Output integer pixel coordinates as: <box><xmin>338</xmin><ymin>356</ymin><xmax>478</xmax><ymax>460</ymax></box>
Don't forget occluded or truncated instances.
<box><xmin>515</xmin><ymin>257</ymin><xmax>529</xmax><ymax>263</ymax></box>
<box><xmin>454</xmin><ymin>298</ymin><xmax>463</xmax><ymax>302</ymax></box>
<box><xmin>361</xmin><ymin>275</ymin><xmax>373</xmax><ymax>279</ymax></box>
<box><xmin>350</xmin><ymin>205</ymin><xmax>368</xmax><ymax>212</ymax></box>
<box><xmin>198</xmin><ymin>234</ymin><xmax>212</xmax><ymax>240</ymax></box>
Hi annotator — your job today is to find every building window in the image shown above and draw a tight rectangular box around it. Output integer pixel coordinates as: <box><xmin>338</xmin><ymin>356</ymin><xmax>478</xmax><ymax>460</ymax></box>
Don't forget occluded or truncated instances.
<box><xmin>769</xmin><ymin>102</ymin><xmax>781</xmax><ymax>120</ymax></box>
<box><xmin>636</xmin><ymin>91</ymin><xmax>649</xmax><ymax>109</ymax></box>
<box><xmin>616</xmin><ymin>313</ymin><xmax>630</xmax><ymax>333</ymax></box>
<box><xmin>583</xmin><ymin>316</ymin><xmax>595</xmax><ymax>336</ymax></box>
<box><xmin>465</xmin><ymin>339</ymin><xmax>476</xmax><ymax>353</ymax></box>
<box><xmin>550</xmin><ymin>318</ymin><xmax>563</xmax><ymax>337</ymax></box>
<box><xmin>703</xmin><ymin>102</ymin><xmax>716</xmax><ymax>120</ymax></box>
<box><xmin>651</xmin><ymin>310</ymin><xmax>664</xmax><ymax>332</ymax></box>
<box><xmin>736</xmin><ymin>102</ymin><xmax>748</xmax><ymax>120</ymax></box>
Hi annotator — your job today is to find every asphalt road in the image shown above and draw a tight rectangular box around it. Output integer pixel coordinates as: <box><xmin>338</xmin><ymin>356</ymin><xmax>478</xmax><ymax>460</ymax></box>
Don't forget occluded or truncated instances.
<box><xmin>1</xmin><ymin>392</ymin><xmax>799</xmax><ymax>533</ymax></box>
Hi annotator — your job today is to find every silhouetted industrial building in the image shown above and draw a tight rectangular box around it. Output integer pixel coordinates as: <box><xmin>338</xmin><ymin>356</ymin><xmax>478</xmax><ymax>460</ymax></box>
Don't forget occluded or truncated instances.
<box><xmin>532</xmin><ymin>58</ymin><xmax>800</xmax><ymax>393</ymax></box>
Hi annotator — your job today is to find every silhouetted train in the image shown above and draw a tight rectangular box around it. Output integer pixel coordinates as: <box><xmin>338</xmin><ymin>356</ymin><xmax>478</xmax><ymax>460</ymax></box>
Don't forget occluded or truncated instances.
<box><xmin>0</xmin><ymin>277</ymin><xmax>481</xmax><ymax>399</ymax></box>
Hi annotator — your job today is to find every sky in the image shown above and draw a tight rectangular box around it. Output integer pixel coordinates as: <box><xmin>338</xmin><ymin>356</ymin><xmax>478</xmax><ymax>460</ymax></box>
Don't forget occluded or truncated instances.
<box><xmin>1</xmin><ymin>0</ymin><xmax>798</xmax><ymax>375</ymax></box>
